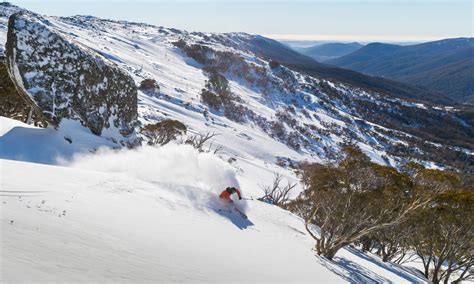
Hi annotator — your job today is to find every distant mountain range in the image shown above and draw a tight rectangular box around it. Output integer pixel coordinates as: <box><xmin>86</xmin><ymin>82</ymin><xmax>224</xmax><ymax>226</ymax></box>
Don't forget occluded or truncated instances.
<box><xmin>246</xmin><ymin>36</ymin><xmax>449</xmax><ymax>104</ymax></box>
<box><xmin>326</xmin><ymin>38</ymin><xmax>474</xmax><ymax>103</ymax></box>
<box><xmin>296</xmin><ymin>42</ymin><xmax>364</xmax><ymax>61</ymax></box>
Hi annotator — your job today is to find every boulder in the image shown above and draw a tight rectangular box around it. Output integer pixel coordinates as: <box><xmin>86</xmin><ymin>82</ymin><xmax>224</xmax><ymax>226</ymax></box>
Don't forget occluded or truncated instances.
<box><xmin>5</xmin><ymin>12</ymin><xmax>138</xmax><ymax>141</ymax></box>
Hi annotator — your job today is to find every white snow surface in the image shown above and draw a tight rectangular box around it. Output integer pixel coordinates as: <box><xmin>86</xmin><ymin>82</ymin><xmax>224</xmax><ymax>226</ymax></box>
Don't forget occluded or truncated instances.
<box><xmin>0</xmin><ymin>117</ymin><xmax>429</xmax><ymax>283</ymax></box>
<box><xmin>0</xmin><ymin>117</ymin><xmax>118</xmax><ymax>164</ymax></box>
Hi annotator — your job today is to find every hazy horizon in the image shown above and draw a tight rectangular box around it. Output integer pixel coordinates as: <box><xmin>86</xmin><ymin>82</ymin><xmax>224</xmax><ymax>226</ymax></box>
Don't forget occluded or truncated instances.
<box><xmin>5</xmin><ymin>0</ymin><xmax>473</xmax><ymax>43</ymax></box>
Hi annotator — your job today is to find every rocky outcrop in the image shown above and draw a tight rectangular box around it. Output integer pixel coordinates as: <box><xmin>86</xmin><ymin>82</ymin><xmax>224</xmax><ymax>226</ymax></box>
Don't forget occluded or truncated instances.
<box><xmin>5</xmin><ymin>12</ymin><xmax>138</xmax><ymax>140</ymax></box>
<box><xmin>0</xmin><ymin>56</ymin><xmax>46</xmax><ymax>125</ymax></box>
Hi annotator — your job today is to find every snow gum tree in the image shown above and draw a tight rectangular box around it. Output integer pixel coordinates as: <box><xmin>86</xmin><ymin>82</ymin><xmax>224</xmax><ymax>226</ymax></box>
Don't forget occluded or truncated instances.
<box><xmin>407</xmin><ymin>189</ymin><xmax>473</xmax><ymax>283</ymax></box>
<box><xmin>363</xmin><ymin>163</ymin><xmax>464</xmax><ymax>264</ymax></box>
<box><xmin>286</xmin><ymin>146</ymin><xmax>454</xmax><ymax>260</ymax></box>
<box><xmin>367</xmin><ymin>222</ymin><xmax>412</xmax><ymax>263</ymax></box>
<box><xmin>140</xmin><ymin>119</ymin><xmax>187</xmax><ymax>146</ymax></box>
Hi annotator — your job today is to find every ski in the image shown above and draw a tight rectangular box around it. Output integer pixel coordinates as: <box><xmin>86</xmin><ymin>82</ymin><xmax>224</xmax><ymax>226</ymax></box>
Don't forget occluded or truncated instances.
<box><xmin>217</xmin><ymin>208</ymin><xmax>247</xmax><ymax>219</ymax></box>
<box><xmin>234</xmin><ymin>207</ymin><xmax>248</xmax><ymax>219</ymax></box>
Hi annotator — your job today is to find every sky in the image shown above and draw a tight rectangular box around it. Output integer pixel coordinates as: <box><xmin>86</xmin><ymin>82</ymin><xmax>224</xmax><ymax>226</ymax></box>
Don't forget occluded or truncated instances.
<box><xmin>6</xmin><ymin>0</ymin><xmax>473</xmax><ymax>42</ymax></box>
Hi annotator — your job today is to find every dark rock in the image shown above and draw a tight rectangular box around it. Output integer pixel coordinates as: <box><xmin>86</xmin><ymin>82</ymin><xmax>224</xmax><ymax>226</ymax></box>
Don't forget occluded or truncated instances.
<box><xmin>0</xmin><ymin>57</ymin><xmax>46</xmax><ymax>126</ymax></box>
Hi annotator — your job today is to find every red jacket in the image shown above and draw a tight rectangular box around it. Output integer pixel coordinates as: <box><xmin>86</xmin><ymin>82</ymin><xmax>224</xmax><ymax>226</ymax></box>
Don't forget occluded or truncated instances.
<box><xmin>219</xmin><ymin>187</ymin><xmax>242</xmax><ymax>200</ymax></box>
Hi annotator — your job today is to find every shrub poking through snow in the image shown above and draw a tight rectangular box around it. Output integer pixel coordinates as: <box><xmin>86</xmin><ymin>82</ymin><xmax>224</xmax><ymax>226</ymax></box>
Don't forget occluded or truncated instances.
<box><xmin>139</xmin><ymin>78</ymin><xmax>160</xmax><ymax>93</ymax></box>
<box><xmin>185</xmin><ymin>132</ymin><xmax>218</xmax><ymax>152</ymax></box>
<box><xmin>140</xmin><ymin>119</ymin><xmax>187</xmax><ymax>146</ymax></box>
<box><xmin>271</xmin><ymin>121</ymin><xmax>286</xmax><ymax>140</ymax></box>
<box><xmin>269</xmin><ymin>60</ymin><xmax>280</xmax><ymax>69</ymax></box>
<box><xmin>259</xmin><ymin>173</ymin><xmax>296</xmax><ymax>206</ymax></box>
<box><xmin>287</xmin><ymin>132</ymin><xmax>301</xmax><ymax>151</ymax></box>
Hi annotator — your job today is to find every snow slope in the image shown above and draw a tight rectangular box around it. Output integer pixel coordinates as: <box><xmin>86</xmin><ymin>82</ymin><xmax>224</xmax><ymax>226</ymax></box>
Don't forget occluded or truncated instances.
<box><xmin>0</xmin><ymin>4</ymin><xmax>458</xmax><ymax>282</ymax></box>
<box><xmin>0</xmin><ymin>117</ymin><xmax>118</xmax><ymax>164</ymax></box>
<box><xmin>0</xmin><ymin>117</ymin><xmax>428</xmax><ymax>283</ymax></box>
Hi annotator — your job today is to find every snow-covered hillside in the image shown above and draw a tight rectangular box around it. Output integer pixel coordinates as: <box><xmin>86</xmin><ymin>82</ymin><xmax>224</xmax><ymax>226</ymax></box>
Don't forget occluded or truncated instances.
<box><xmin>1</xmin><ymin>117</ymin><xmax>429</xmax><ymax>283</ymax></box>
<box><xmin>0</xmin><ymin>3</ymin><xmax>471</xmax><ymax>282</ymax></box>
<box><xmin>2</xmin><ymin>3</ymin><xmax>471</xmax><ymax>170</ymax></box>
<box><xmin>42</xmin><ymin>15</ymin><xmax>389</xmax><ymax>164</ymax></box>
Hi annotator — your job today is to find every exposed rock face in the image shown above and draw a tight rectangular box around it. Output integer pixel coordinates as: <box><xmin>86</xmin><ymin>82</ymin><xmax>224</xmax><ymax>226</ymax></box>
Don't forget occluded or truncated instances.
<box><xmin>5</xmin><ymin>12</ymin><xmax>138</xmax><ymax>139</ymax></box>
<box><xmin>0</xmin><ymin>56</ymin><xmax>46</xmax><ymax>126</ymax></box>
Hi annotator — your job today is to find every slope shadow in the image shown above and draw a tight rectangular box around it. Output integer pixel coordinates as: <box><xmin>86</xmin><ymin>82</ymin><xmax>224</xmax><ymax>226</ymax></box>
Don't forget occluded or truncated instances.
<box><xmin>345</xmin><ymin>247</ymin><xmax>426</xmax><ymax>283</ymax></box>
<box><xmin>216</xmin><ymin>209</ymin><xmax>254</xmax><ymax>230</ymax></box>
<box><xmin>0</xmin><ymin>126</ymin><xmax>65</xmax><ymax>164</ymax></box>
<box><xmin>318</xmin><ymin>247</ymin><xmax>426</xmax><ymax>283</ymax></box>
<box><xmin>331</xmin><ymin>257</ymin><xmax>390</xmax><ymax>283</ymax></box>
<box><xmin>0</xmin><ymin>122</ymin><xmax>114</xmax><ymax>165</ymax></box>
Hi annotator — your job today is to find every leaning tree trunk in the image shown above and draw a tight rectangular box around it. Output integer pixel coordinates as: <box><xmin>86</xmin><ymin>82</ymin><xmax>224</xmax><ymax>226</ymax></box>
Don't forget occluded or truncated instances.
<box><xmin>316</xmin><ymin>239</ymin><xmax>348</xmax><ymax>260</ymax></box>
<box><xmin>323</xmin><ymin>244</ymin><xmax>345</xmax><ymax>260</ymax></box>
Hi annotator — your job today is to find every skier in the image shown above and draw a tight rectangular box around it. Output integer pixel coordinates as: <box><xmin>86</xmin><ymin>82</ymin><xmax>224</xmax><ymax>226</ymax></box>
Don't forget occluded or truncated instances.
<box><xmin>219</xmin><ymin>187</ymin><xmax>242</xmax><ymax>203</ymax></box>
<box><xmin>219</xmin><ymin>187</ymin><xmax>247</xmax><ymax>219</ymax></box>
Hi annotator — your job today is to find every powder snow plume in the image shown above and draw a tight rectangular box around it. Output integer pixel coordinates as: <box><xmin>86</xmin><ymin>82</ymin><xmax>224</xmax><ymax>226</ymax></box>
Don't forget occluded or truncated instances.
<box><xmin>64</xmin><ymin>144</ymin><xmax>248</xmax><ymax>211</ymax></box>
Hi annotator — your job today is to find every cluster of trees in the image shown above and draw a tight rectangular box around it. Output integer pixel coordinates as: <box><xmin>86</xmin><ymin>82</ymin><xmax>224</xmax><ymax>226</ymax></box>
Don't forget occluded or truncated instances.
<box><xmin>200</xmin><ymin>68</ymin><xmax>248</xmax><ymax>123</ymax></box>
<box><xmin>270</xmin><ymin>110</ymin><xmax>311</xmax><ymax>151</ymax></box>
<box><xmin>316</xmin><ymin>79</ymin><xmax>473</xmax><ymax>172</ymax></box>
<box><xmin>358</xmin><ymin>188</ymin><xmax>474</xmax><ymax>283</ymax></box>
<box><xmin>200</xmin><ymin>68</ymin><xmax>233</xmax><ymax>109</ymax></box>
<box><xmin>385</xmin><ymin>134</ymin><xmax>474</xmax><ymax>179</ymax></box>
<box><xmin>285</xmin><ymin>146</ymin><xmax>473</xmax><ymax>283</ymax></box>
<box><xmin>173</xmin><ymin>40</ymin><xmax>243</xmax><ymax>74</ymax></box>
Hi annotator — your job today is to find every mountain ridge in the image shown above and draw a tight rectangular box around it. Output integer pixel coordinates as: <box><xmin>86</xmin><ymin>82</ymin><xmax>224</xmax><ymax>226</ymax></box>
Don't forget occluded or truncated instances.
<box><xmin>297</xmin><ymin>42</ymin><xmax>363</xmax><ymax>61</ymax></box>
<box><xmin>236</xmin><ymin>35</ymin><xmax>452</xmax><ymax>104</ymax></box>
<box><xmin>328</xmin><ymin>38</ymin><xmax>474</xmax><ymax>103</ymax></box>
